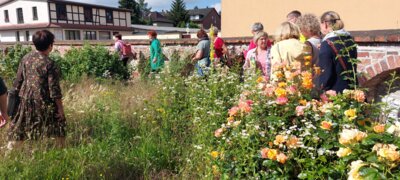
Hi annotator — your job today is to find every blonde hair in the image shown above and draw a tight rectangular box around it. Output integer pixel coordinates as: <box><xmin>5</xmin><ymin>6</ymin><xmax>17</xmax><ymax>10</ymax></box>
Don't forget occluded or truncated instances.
<box><xmin>253</xmin><ymin>31</ymin><xmax>268</xmax><ymax>43</ymax></box>
<box><xmin>296</xmin><ymin>13</ymin><xmax>320</xmax><ymax>36</ymax></box>
<box><xmin>320</xmin><ymin>11</ymin><xmax>344</xmax><ymax>30</ymax></box>
<box><xmin>275</xmin><ymin>22</ymin><xmax>300</xmax><ymax>42</ymax></box>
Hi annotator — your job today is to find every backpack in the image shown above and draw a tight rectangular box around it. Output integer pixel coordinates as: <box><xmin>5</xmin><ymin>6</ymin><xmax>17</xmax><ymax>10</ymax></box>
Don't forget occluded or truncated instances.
<box><xmin>119</xmin><ymin>40</ymin><xmax>136</xmax><ymax>59</ymax></box>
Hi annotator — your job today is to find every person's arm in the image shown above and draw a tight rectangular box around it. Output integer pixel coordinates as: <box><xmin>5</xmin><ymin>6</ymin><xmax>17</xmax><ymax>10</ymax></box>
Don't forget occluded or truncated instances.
<box><xmin>152</xmin><ymin>40</ymin><xmax>161</xmax><ymax>63</ymax></box>
<box><xmin>48</xmin><ymin>61</ymin><xmax>65</xmax><ymax>121</ymax></box>
<box><xmin>192</xmin><ymin>50</ymin><xmax>203</xmax><ymax>62</ymax></box>
<box><xmin>317</xmin><ymin>42</ymin><xmax>334</xmax><ymax>91</ymax></box>
<box><xmin>0</xmin><ymin>78</ymin><xmax>9</xmax><ymax>125</ymax></box>
<box><xmin>192</xmin><ymin>41</ymin><xmax>204</xmax><ymax>62</ymax></box>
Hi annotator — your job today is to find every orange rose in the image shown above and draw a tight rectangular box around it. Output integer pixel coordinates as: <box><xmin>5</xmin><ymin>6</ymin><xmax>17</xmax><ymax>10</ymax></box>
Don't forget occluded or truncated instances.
<box><xmin>274</xmin><ymin>135</ymin><xmax>286</xmax><ymax>145</ymax></box>
<box><xmin>373</xmin><ymin>124</ymin><xmax>385</xmax><ymax>133</ymax></box>
<box><xmin>287</xmin><ymin>136</ymin><xmax>299</xmax><ymax>149</ymax></box>
<box><xmin>320</xmin><ymin>121</ymin><xmax>333</xmax><ymax>130</ymax></box>
<box><xmin>277</xmin><ymin>153</ymin><xmax>288</xmax><ymax>164</ymax></box>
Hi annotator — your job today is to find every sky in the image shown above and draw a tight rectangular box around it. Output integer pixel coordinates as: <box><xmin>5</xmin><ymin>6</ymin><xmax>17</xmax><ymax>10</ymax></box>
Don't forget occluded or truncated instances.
<box><xmin>69</xmin><ymin>0</ymin><xmax>221</xmax><ymax>12</ymax></box>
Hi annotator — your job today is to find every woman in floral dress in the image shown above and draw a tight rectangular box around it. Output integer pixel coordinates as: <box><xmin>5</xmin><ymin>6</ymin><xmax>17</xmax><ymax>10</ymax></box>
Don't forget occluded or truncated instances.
<box><xmin>8</xmin><ymin>30</ymin><xmax>66</xmax><ymax>147</ymax></box>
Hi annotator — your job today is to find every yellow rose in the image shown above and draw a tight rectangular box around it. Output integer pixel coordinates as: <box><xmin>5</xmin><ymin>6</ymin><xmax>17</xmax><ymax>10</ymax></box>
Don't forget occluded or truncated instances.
<box><xmin>337</xmin><ymin>147</ymin><xmax>352</xmax><ymax>157</ymax></box>
<box><xmin>267</xmin><ymin>149</ymin><xmax>278</xmax><ymax>160</ymax></box>
<box><xmin>320</xmin><ymin>121</ymin><xmax>333</xmax><ymax>131</ymax></box>
<box><xmin>256</xmin><ymin>76</ymin><xmax>264</xmax><ymax>83</ymax></box>
<box><xmin>373</xmin><ymin>124</ymin><xmax>385</xmax><ymax>133</ymax></box>
<box><xmin>278</xmin><ymin>82</ymin><xmax>287</xmax><ymax>88</ymax></box>
<box><xmin>378</xmin><ymin>148</ymin><xmax>400</xmax><ymax>162</ymax></box>
<box><xmin>210</xmin><ymin>151</ymin><xmax>219</xmax><ymax>159</ymax></box>
<box><xmin>344</xmin><ymin>109</ymin><xmax>357</xmax><ymax>121</ymax></box>
<box><xmin>274</xmin><ymin>87</ymin><xmax>287</xmax><ymax>97</ymax></box>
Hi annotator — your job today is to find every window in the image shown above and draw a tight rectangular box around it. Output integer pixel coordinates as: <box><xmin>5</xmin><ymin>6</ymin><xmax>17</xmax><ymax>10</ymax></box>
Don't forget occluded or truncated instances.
<box><xmin>25</xmin><ymin>31</ymin><xmax>29</xmax><ymax>41</ymax></box>
<box><xmin>99</xmin><ymin>31</ymin><xmax>111</xmax><ymax>40</ymax></box>
<box><xmin>65</xmin><ymin>30</ymin><xmax>81</xmax><ymax>40</ymax></box>
<box><xmin>4</xmin><ymin>10</ymin><xmax>9</xmax><ymax>22</ymax></box>
<box><xmin>16</xmin><ymin>8</ymin><xmax>24</xmax><ymax>24</ymax></box>
<box><xmin>56</xmin><ymin>4</ymin><xmax>67</xmax><ymax>20</ymax></box>
<box><xmin>84</xmin><ymin>31</ymin><xmax>96</xmax><ymax>40</ymax></box>
<box><xmin>32</xmin><ymin>7</ymin><xmax>38</xmax><ymax>20</ymax></box>
<box><xmin>84</xmin><ymin>7</ymin><xmax>93</xmax><ymax>22</ymax></box>
<box><xmin>16</xmin><ymin>31</ymin><xmax>20</xmax><ymax>42</ymax></box>
<box><xmin>105</xmin><ymin>9</ymin><xmax>113</xmax><ymax>23</ymax></box>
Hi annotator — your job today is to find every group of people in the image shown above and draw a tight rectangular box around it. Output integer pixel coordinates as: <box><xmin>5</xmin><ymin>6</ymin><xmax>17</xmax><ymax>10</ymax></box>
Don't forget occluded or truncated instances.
<box><xmin>0</xmin><ymin>10</ymin><xmax>357</xmax><ymax>148</ymax></box>
<box><xmin>243</xmin><ymin>10</ymin><xmax>357</xmax><ymax>94</ymax></box>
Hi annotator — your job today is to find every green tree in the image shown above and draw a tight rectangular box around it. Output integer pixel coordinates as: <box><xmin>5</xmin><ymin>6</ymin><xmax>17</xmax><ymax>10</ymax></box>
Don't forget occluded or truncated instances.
<box><xmin>137</xmin><ymin>0</ymin><xmax>152</xmax><ymax>24</ymax></box>
<box><xmin>119</xmin><ymin>0</ymin><xmax>140</xmax><ymax>24</ymax></box>
<box><xmin>168</xmin><ymin>0</ymin><xmax>189</xmax><ymax>27</ymax></box>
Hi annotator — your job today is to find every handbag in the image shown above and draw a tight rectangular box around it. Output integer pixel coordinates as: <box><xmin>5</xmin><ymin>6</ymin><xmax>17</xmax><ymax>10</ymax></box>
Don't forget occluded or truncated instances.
<box><xmin>7</xmin><ymin>88</ymin><xmax>20</xmax><ymax>117</ymax></box>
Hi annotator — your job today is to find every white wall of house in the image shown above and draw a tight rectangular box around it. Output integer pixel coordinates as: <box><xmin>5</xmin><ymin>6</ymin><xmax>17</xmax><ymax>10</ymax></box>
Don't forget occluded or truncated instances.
<box><xmin>0</xmin><ymin>0</ymin><xmax>49</xmax><ymax>24</ymax></box>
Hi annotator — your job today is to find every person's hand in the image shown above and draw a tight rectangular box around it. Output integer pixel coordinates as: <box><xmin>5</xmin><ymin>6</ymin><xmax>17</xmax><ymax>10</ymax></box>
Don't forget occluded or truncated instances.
<box><xmin>0</xmin><ymin>115</ymin><xmax>7</xmax><ymax>128</ymax></box>
<box><xmin>152</xmin><ymin>58</ymin><xmax>157</xmax><ymax>63</ymax></box>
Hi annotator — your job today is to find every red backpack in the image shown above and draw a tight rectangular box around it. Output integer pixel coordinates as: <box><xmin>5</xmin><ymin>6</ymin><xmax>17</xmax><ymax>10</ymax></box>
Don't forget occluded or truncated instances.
<box><xmin>119</xmin><ymin>40</ymin><xmax>136</xmax><ymax>59</ymax></box>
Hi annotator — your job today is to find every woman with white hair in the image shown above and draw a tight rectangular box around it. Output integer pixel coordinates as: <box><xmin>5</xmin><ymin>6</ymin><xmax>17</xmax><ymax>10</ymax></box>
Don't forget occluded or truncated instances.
<box><xmin>244</xmin><ymin>22</ymin><xmax>272</xmax><ymax>58</ymax></box>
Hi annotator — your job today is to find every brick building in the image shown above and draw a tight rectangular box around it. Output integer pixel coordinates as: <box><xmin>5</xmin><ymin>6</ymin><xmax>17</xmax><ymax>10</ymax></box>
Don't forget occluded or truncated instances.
<box><xmin>188</xmin><ymin>7</ymin><xmax>220</xmax><ymax>30</ymax></box>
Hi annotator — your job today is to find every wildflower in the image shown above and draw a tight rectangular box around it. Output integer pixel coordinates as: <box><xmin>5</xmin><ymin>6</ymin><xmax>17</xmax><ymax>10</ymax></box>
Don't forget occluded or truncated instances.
<box><xmin>320</xmin><ymin>121</ymin><xmax>333</xmax><ymax>130</ymax></box>
<box><xmin>264</xmin><ymin>86</ymin><xmax>275</xmax><ymax>97</ymax></box>
<box><xmin>377</xmin><ymin>148</ymin><xmax>400</xmax><ymax>162</ymax></box>
<box><xmin>274</xmin><ymin>135</ymin><xmax>287</xmax><ymax>145</ymax></box>
<box><xmin>302</xmin><ymin>78</ymin><xmax>313</xmax><ymax>89</ymax></box>
<box><xmin>210</xmin><ymin>151</ymin><xmax>219</xmax><ymax>159</ymax></box>
<box><xmin>227</xmin><ymin>116</ymin><xmax>234</xmax><ymax>123</ymax></box>
<box><xmin>267</xmin><ymin>149</ymin><xmax>278</xmax><ymax>160</ymax></box>
<box><xmin>337</xmin><ymin>147</ymin><xmax>352</xmax><ymax>157</ymax></box>
<box><xmin>299</xmin><ymin>99</ymin><xmax>307</xmax><ymax>106</ymax></box>
<box><xmin>344</xmin><ymin>109</ymin><xmax>357</xmax><ymax>121</ymax></box>
<box><xmin>261</xmin><ymin>148</ymin><xmax>269</xmax><ymax>159</ymax></box>
<box><xmin>339</xmin><ymin>129</ymin><xmax>367</xmax><ymax>145</ymax></box>
<box><xmin>228</xmin><ymin>106</ymin><xmax>240</xmax><ymax>116</ymax></box>
<box><xmin>295</xmin><ymin>106</ymin><xmax>306</xmax><ymax>116</ymax></box>
<box><xmin>287</xmin><ymin>85</ymin><xmax>297</xmax><ymax>95</ymax></box>
<box><xmin>278</xmin><ymin>82</ymin><xmax>287</xmax><ymax>88</ymax></box>
<box><xmin>276</xmin><ymin>153</ymin><xmax>288</xmax><ymax>164</ymax></box>
<box><xmin>373</xmin><ymin>124</ymin><xmax>385</xmax><ymax>133</ymax></box>
<box><xmin>348</xmin><ymin>160</ymin><xmax>367</xmax><ymax>180</ymax></box>
<box><xmin>232</xmin><ymin>121</ymin><xmax>241</xmax><ymax>127</ymax></box>
<box><xmin>214</xmin><ymin>128</ymin><xmax>224</xmax><ymax>138</ymax></box>
<box><xmin>238</xmin><ymin>100</ymin><xmax>252</xmax><ymax>113</ymax></box>
<box><xmin>353</xmin><ymin>90</ymin><xmax>366</xmax><ymax>103</ymax></box>
<box><xmin>276</xmin><ymin>97</ymin><xmax>288</xmax><ymax>105</ymax></box>
<box><xmin>256</xmin><ymin>76</ymin><xmax>264</xmax><ymax>83</ymax></box>
<box><xmin>274</xmin><ymin>87</ymin><xmax>287</xmax><ymax>97</ymax></box>
<box><xmin>212</xmin><ymin>165</ymin><xmax>219</xmax><ymax>176</ymax></box>
<box><xmin>287</xmin><ymin>136</ymin><xmax>299</xmax><ymax>149</ymax></box>
<box><xmin>325</xmin><ymin>90</ymin><xmax>337</xmax><ymax>97</ymax></box>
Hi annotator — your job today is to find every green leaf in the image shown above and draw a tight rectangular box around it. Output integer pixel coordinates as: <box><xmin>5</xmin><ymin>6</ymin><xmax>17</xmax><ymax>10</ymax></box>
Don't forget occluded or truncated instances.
<box><xmin>297</xmin><ymin>173</ymin><xmax>307</xmax><ymax>179</ymax></box>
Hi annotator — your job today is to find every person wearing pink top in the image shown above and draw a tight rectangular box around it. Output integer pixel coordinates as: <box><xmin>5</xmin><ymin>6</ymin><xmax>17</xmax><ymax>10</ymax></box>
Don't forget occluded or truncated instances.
<box><xmin>243</xmin><ymin>31</ymin><xmax>271</xmax><ymax>80</ymax></box>
<box><xmin>244</xmin><ymin>22</ymin><xmax>272</xmax><ymax>58</ymax></box>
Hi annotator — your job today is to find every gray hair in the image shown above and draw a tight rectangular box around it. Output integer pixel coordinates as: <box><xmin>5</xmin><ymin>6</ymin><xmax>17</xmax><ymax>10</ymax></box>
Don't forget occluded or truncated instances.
<box><xmin>211</xmin><ymin>26</ymin><xmax>219</xmax><ymax>35</ymax></box>
<box><xmin>251</xmin><ymin>22</ymin><xmax>264</xmax><ymax>32</ymax></box>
